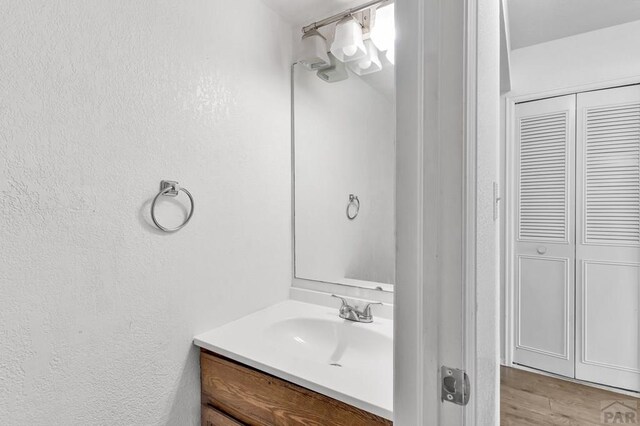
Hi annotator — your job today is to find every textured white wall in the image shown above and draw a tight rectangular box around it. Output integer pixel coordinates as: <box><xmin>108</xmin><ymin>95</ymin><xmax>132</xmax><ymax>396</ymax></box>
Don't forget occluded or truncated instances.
<box><xmin>0</xmin><ymin>1</ymin><xmax>292</xmax><ymax>425</ymax></box>
<box><xmin>509</xmin><ymin>20</ymin><xmax>640</xmax><ymax>95</ymax></box>
<box><xmin>293</xmin><ymin>65</ymin><xmax>395</xmax><ymax>286</ymax></box>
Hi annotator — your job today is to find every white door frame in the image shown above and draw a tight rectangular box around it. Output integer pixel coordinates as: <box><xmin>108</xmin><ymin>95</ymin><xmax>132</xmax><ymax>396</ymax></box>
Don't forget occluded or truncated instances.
<box><xmin>394</xmin><ymin>0</ymin><xmax>500</xmax><ymax>424</ymax></box>
<box><xmin>503</xmin><ymin>76</ymin><xmax>640</xmax><ymax>369</ymax></box>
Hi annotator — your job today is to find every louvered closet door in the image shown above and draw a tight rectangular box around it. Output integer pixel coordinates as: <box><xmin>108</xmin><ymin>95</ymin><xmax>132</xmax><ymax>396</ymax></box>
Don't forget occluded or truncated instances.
<box><xmin>575</xmin><ymin>85</ymin><xmax>640</xmax><ymax>392</ymax></box>
<box><xmin>513</xmin><ymin>95</ymin><xmax>576</xmax><ymax>377</ymax></box>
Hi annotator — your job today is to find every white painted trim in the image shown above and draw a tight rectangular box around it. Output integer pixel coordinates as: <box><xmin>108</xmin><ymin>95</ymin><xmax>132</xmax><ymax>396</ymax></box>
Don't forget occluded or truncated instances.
<box><xmin>394</xmin><ymin>0</ymin><xmax>499</xmax><ymax>420</ymax></box>
<box><xmin>503</xmin><ymin>75</ymin><xmax>640</xmax><ymax>372</ymax></box>
<box><xmin>469</xmin><ymin>0</ymin><xmax>501</xmax><ymax>423</ymax></box>
<box><xmin>508</xmin><ymin>76</ymin><xmax>640</xmax><ymax>103</ymax></box>
<box><xmin>396</xmin><ymin>0</ymin><xmax>499</xmax><ymax>423</ymax></box>
<box><xmin>504</xmin><ymin>95</ymin><xmax>516</xmax><ymax>367</ymax></box>
<box><xmin>463</xmin><ymin>0</ymin><xmax>478</xmax><ymax>424</ymax></box>
<box><xmin>393</xmin><ymin>0</ymin><xmax>425</xmax><ymax>421</ymax></box>
<box><xmin>499</xmin><ymin>0</ymin><xmax>512</xmax><ymax>94</ymax></box>
<box><xmin>500</xmin><ymin>0</ymin><xmax>512</xmax><ymax>54</ymax></box>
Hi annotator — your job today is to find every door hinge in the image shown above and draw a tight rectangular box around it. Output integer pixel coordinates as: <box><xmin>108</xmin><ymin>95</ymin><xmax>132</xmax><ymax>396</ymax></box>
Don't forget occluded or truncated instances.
<box><xmin>441</xmin><ymin>366</ymin><xmax>470</xmax><ymax>406</ymax></box>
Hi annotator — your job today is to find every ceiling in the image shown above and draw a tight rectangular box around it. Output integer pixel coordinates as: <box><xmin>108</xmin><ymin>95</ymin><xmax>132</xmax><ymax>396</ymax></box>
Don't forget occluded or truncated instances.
<box><xmin>264</xmin><ymin>0</ymin><xmax>640</xmax><ymax>50</ymax></box>
<box><xmin>508</xmin><ymin>0</ymin><xmax>640</xmax><ymax>50</ymax></box>
<box><xmin>261</xmin><ymin>0</ymin><xmax>359</xmax><ymax>27</ymax></box>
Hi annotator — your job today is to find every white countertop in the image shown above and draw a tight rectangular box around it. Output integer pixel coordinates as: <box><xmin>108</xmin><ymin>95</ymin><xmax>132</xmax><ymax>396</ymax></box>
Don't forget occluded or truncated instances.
<box><xmin>193</xmin><ymin>299</ymin><xmax>393</xmax><ymax>420</ymax></box>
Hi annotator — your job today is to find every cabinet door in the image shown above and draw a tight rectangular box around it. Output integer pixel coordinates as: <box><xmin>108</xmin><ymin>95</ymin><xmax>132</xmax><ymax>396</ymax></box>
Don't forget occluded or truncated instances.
<box><xmin>513</xmin><ymin>94</ymin><xmax>576</xmax><ymax>378</ymax></box>
<box><xmin>575</xmin><ymin>85</ymin><xmax>640</xmax><ymax>392</ymax></box>
<box><xmin>200</xmin><ymin>351</ymin><xmax>392</xmax><ymax>426</ymax></box>
<box><xmin>202</xmin><ymin>404</ymin><xmax>243</xmax><ymax>426</ymax></box>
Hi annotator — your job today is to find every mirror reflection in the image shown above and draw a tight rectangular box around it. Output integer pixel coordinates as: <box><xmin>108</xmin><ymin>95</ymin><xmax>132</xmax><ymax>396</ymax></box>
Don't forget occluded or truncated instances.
<box><xmin>293</xmin><ymin>3</ymin><xmax>395</xmax><ymax>291</ymax></box>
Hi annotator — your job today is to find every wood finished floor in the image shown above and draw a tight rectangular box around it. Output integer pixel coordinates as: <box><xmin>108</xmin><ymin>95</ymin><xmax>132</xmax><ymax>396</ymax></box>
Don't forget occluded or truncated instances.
<box><xmin>501</xmin><ymin>366</ymin><xmax>639</xmax><ymax>425</ymax></box>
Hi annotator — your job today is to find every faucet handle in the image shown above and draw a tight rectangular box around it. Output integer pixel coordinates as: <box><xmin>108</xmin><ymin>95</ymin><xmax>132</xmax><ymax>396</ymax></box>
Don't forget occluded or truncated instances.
<box><xmin>331</xmin><ymin>294</ymin><xmax>353</xmax><ymax>316</ymax></box>
<box><xmin>331</xmin><ymin>294</ymin><xmax>349</xmax><ymax>307</ymax></box>
<box><xmin>361</xmin><ymin>301</ymin><xmax>383</xmax><ymax>316</ymax></box>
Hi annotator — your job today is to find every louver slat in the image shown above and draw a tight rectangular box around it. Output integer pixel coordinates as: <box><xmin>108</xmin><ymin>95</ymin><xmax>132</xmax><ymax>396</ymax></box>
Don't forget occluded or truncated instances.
<box><xmin>584</xmin><ymin>103</ymin><xmax>640</xmax><ymax>244</ymax></box>
<box><xmin>519</xmin><ymin>112</ymin><xmax>568</xmax><ymax>241</ymax></box>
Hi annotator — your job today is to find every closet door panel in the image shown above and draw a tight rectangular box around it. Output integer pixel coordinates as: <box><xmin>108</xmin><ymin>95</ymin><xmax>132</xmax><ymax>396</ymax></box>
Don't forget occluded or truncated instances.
<box><xmin>576</xmin><ymin>85</ymin><xmax>640</xmax><ymax>391</ymax></box>
<box><xmin>582</xmin><ymin>262</ymin><xmax>639</xmax><ymax>370</ymax></box>
<box><xmin>517</xmin><ymin>256</ymin><xmax>570</xmax><ymax>357</ymax></box>
<box><xmin>513</xmin><ymin>94</ymin><xmax>576</xmax><ymax>378</ymax></box>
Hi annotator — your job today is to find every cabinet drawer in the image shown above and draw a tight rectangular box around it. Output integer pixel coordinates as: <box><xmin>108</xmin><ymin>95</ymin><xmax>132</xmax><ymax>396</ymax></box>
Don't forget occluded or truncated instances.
<box><xmin>202</xmin><ymin>404</ymin><xmax>244</xmax><ymax>426</ymax></box>
<box><xmin>200</xmin><ymin>349</ymin><xmax>391</xmax><ymax>426</ymax></box>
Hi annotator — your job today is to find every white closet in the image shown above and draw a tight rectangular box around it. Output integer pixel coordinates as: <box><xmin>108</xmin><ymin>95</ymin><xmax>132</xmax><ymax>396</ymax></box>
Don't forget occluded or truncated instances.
<box><xmin>512</xmin><ymin>85</ymin><xmax>640</xmax><ymax>391</ymax></box>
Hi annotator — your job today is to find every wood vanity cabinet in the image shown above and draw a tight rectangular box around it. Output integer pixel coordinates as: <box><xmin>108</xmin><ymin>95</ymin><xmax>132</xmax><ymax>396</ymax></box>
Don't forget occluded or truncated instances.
<box><xmin>200</xmin><ymin>349</ymin><xmax>392</xmax><ymax>426</ymax></box>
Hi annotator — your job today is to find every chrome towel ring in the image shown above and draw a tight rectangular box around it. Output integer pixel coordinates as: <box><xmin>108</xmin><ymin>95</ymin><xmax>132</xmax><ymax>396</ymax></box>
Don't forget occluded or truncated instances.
<box><xmin>346</xmin><ymin>194</ymin><xmax>360</xmax><ymax>220</ymax></box>
<box><xmin>151</xmin><ymin>180</ymin><xmax>194</xmax><ymax>232</ymax></box>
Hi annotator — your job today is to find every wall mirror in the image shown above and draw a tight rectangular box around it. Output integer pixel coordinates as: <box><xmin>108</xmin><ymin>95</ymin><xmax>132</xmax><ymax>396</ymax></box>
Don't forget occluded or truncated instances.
<box><xmin>292</xmin><ymin>14</ymin><xmax>395</xmax><ymax>291</ymax></box>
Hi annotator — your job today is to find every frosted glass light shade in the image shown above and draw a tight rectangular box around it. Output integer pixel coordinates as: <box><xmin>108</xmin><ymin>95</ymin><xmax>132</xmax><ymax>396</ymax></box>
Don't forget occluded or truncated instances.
<box><xmin>348</xmin><ymin>40</ymin><xmax>382</xmax><ymax>75</ymax></box>
<box><xmin>297</xmin><ymin>30</ymin><xmax>331</xmax><ymax>70</ymax></box>
<box><xmin>330</xmin><ymin>17</ymin><xmax>366</xmax><ymax>63</ymax></box>
<box><xmin>385</xmin><ymin>45</ymin><xmax>395</xmax><ymax>65</ymax></box>
<box><xmin>371</xmin><ymin>4</ymin><xmax>395</xmax><ymax>53</ymax></box>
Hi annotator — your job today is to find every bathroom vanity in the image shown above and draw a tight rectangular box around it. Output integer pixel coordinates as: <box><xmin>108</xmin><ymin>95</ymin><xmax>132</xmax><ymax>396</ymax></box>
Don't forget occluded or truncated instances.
<box><xmin>196</xmin><ymin>46</ymin><xmax>398</xmax><ymax>424</ymax></box>
<box><xmin>194</xmin><ymin>300</ymin><xmax>393</xmax><ymax>425</ymax></box>
<box><xmin>200</xmin><ymin>350</ymin><xmax>390</xmax><ymax>425</ymax></box>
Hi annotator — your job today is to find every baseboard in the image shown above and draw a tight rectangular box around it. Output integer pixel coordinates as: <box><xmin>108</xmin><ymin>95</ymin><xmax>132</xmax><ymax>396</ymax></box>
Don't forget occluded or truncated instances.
<box><xmin>503</xmin><ymin>362</ymin><xmax>640</xmax><ymax>398</ymax></box>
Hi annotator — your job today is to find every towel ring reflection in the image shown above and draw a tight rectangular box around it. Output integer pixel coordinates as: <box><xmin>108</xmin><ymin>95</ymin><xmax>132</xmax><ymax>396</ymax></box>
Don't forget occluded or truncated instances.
<box><xmin>346</xmin><ymin>194</ymin><xmax>360</xmax><ymax>220</ymax></box>
<box><xmin>151</xmin><ymin>180</ymin><xmax>194</xmax><ymax>232</ymax></box>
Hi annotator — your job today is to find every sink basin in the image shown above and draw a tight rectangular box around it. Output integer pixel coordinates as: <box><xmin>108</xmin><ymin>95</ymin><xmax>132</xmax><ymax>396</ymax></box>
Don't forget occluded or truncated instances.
<box><xmin>193</xmin><ymin>300</ymin><xmax>393</xmax><ymax>420</ymax></box>
<box><xmin>263</xmin><ymin>317</ymin><xmax>392</xmax><ymax>369</ymax></box>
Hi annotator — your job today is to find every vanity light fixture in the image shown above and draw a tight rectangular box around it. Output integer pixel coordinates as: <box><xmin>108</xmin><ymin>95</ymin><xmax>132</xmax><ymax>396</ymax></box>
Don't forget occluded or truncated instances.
<box><xmin>299</xmin><ymin>0</ymin><xmax>394</xmax><ymax>78</ymax></box>
<box><xmin>316</xmin><ymin>52</ymin><xmax>349</xmax><ymax>83</ymax></box>
<box><xmin>330</xmin><ymin>16</ymin><xmax>367</xmax><ymax>63</ymax></box>
<box><xmin>348</xmin><ymin>40</ymin><xmax>382</xmax><ymax>75</ymax></box>
<box><xmin>370</xmin><ymin>3</ymin><xmax>395</xmax><ymax>52</ymax></box>
<box><xmin>371</xmin><ymin>3</ymin><xmax>395</xmax><ymax>65</ymax></box>
<box><xmin>297</xmin><ymin>30</ymin><xmax>331</xmax><ymax>70</ymax></box>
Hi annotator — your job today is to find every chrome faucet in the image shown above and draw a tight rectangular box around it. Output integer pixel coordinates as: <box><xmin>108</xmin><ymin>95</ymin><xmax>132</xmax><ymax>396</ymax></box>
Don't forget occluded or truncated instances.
<box><xmin>331</xmin><ymin>295</ymin><xmax>382</xmax><ymax>323</ymax></box>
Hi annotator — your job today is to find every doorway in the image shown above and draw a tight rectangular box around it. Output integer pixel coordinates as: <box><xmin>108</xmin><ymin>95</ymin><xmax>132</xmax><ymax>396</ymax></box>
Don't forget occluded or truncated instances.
<box><xmin>501</xmin><ymin>1</ymin><xmax>640</xmax><ymax>422</ymax></box>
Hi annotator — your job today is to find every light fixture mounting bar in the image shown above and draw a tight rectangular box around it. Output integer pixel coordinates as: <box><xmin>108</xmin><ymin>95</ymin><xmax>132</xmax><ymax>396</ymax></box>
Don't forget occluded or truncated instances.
<box><xmin>301</xmin><ymin>0</ymin><xmax>392</xmax><ymax>34</ymax></box>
